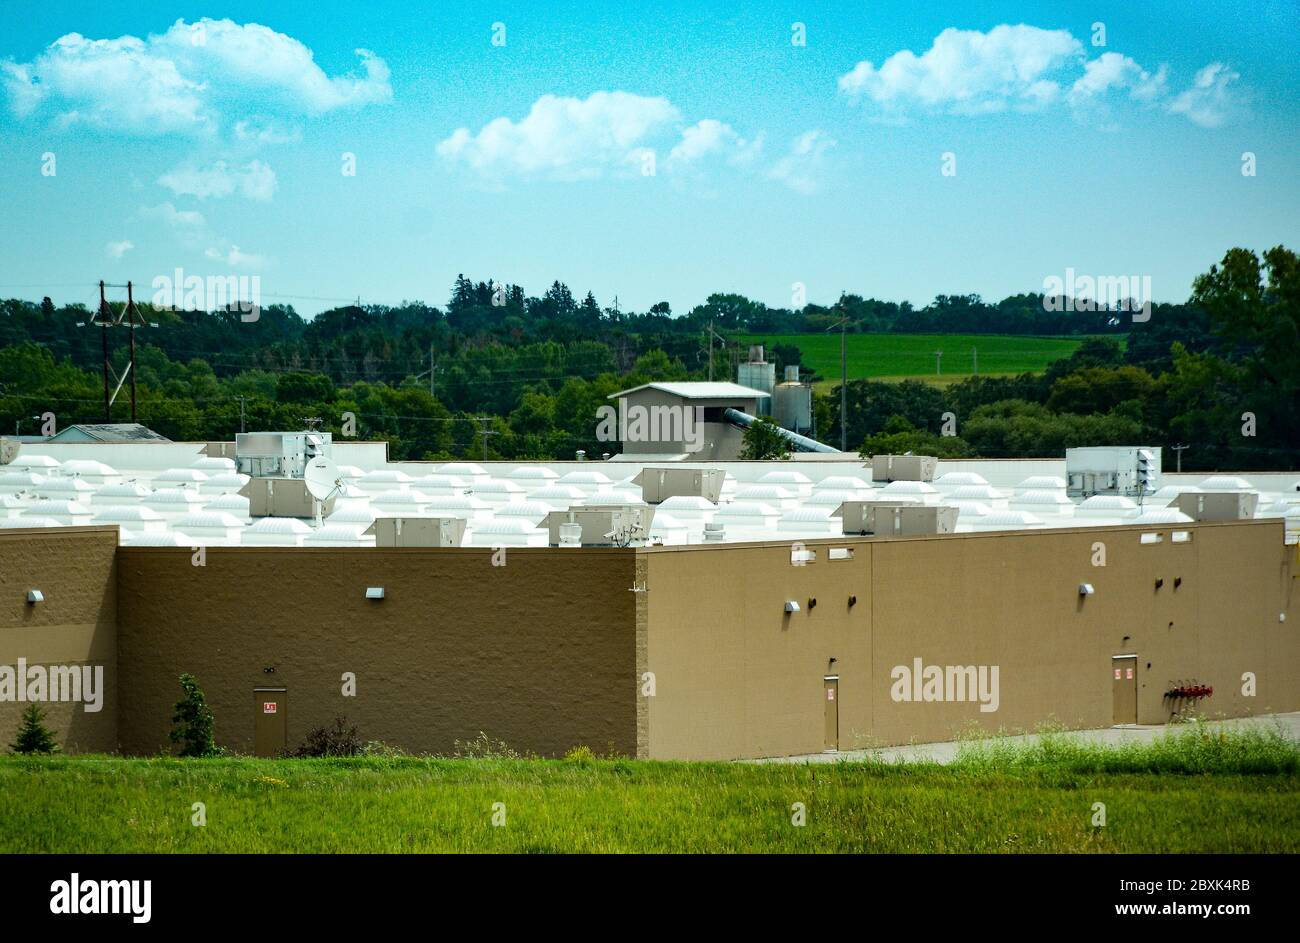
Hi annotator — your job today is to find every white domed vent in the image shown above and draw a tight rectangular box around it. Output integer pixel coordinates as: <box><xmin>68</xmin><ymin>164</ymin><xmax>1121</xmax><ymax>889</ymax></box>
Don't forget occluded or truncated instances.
<box><xmin>121</xmin><ymin>532</ymin><xmax>192</xmax><ymax>546</ymax></box>
<box><xmin>356</xmin><ymin>470</ymin><xmax>413</xmax><ymax>492</ymax></box>
<box><xmin>935</xmin><ymin>471</ymin><xmax>989</xmax><ymax>488</ymax></box>
<box><xmin>7</xmin><ymin>455</ymin><xmax>59</xmax><ymax>470</ymax></box>
<box><xmin>0</xmin><ymin>471</ymin><xmax>45</xmax><ymax>493</ymax></box>
<box><xmin>1198</xmin><ymin>475</ymin><xmax>1253</xmax><ymax>491</ymax></box>
<box><xmin>36</xmin><ymin>477</ymin><xmax>98</xmax><ymax>497</ymax></box>
<box><xmin>92</xmin><ymin>482</ymin><xmax>151</xmax><ymax>505</ymax></box>
<box><xmin>60</xmin><ymin>459</ymin><xmax>120</xmax><ymax>481</ymax></box>
<box><xmin>242</xmin><ymin>517</ymin><xmax>313</xmax><ymax>546</ymax></box>
<box><xmin>303</xmin><ymin>525</ymin><xmax>376</xmax><ymax>547</ymax></box>
<box><xmin>437</xmin><ymin>462</ymin><xmax>488</xmax><ymax>478</ymax></box>
<box><xmin>155</xmin><ymin>468</ymin><xmax>209</xmax><ymax>485</ymax></box>
<box><xmin>467</xmin><ymin>518</ymin><xmax>548</xmax><ymax>547</ymax></box>
<box><xmin>947</xmin><ymin>484</ymin><xmax>1003</xmax><ymax>501</ymax></box>
<box><xmin>0</xmin><ymin>516</ymin><xmax>59</xmax><ymax>528</ymax></box>
<box><xmin>92</xmin><ymin>506</ymin><xmax>165</xmax><ymax>533</ymax></box>
<box><xmin>494</xmin><ymin>501</ymin><xmax>554</xmax><ymax>524</ymax></box>
<box><xmin>191</xmin><ymin>456</ymin><xmax>237</xmax><ymax>471</ymax></box>
<box><xmin>1016</xmin><ymin>476</ymin><xmax>1067</xmax><ymax>490</ymax></box>
<box><xmin>198</xmin><ymin>472</ymin><xmax>250</xmax><ymax>494</ymax></box>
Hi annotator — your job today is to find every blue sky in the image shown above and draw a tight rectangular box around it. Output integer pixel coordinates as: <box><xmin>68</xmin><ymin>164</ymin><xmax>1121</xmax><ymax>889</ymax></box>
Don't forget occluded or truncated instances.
<box><xmin>0</xmin><ymin>0</ymin><xmax>1296</xmax><ymax>317</ymax></box>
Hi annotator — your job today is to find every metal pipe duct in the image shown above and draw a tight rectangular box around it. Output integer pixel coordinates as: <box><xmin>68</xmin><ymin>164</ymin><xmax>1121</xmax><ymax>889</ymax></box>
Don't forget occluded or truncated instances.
<box><xmin>723</xmin><ymin>408</ymin><xmax>840</xmax><ymax>453</ymax></box>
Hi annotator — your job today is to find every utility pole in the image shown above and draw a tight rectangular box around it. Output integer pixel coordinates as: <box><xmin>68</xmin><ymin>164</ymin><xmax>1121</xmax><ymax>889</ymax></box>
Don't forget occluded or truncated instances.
<box><xmin>126</xmin><ymin>281</ymin><xmax>138</xmax><ymax>422</ymax></box>
<box><xmin>825</xmin><ymin>310</ymin><xmax>850</xmax><ymax>452</ymax></box>
<box><xmin>237</xmin><ymin>396</ymin><xmax>247</xmax><ymax>434</ymax></box>
<box><xmin>429</xmin><ymin>344</ymin><xmax>437</xmax><ymax>398</ymax></box>
<box><xmin>97</xmin><ymin>281</ymin><xmax>111</xmax><ymax>421</ymax></box>
<box><xmin>708</xmin><ymin>320</ymin><xmax>715</xmax><ymax>381</ymax></box>
<box><xmin>1171</xmin><ymin>443</ymin><xmax>1189</xmax><ymax>473</ymax></box>
<box><xmin>934</xmin><ymin>349</ymin><xmax>943</xmax><ymax>377</ymax></box>
<box><xmin>476</xmin><ymin>417</ymin><xmax>497</xmax><ymax>462</ymax></box>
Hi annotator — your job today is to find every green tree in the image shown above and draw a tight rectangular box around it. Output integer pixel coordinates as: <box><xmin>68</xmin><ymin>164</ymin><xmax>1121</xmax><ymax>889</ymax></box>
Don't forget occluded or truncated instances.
<box><xmin>10</xmin><ymin>703</ymin><xmax>59</xmax><ymax>754</ymax></box>
<box><xmin>740</xmin><ymin>417</ymin><xmax>793</xmax><ymax>460</ymax></box>
<box><xmin>169</xmin><ymin>673</ymin><xmax>217</xmax><ymax>758</ymax></box>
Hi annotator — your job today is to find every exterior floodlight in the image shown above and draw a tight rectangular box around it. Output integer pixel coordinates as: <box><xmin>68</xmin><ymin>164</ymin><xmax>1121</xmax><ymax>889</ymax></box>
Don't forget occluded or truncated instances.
<box><xmin>1078</xmin><ymin>583</ymin><xmax>1095</xmax><ymax>596</ymax></box>
<box><xmin>784</xmin><ymin>600</ymin><xmax>800</xmax><ymax>613</ymax></box>
<box><xmin>26</xmin><ymin>589</ymin><xmax>44</xmax><ymax>604</ymax></box>
<box><xmin>365</xmin><ymin>587</ymin><xmax>385</xmax><ymax>600</ymax></box>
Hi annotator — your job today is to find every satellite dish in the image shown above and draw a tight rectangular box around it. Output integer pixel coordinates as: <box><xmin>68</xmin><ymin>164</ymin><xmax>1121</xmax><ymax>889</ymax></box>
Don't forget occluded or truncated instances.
<box><xmin>304</xmin><ymin>457</ymin><xmax>345</xmax><ymax>501</ymax></box>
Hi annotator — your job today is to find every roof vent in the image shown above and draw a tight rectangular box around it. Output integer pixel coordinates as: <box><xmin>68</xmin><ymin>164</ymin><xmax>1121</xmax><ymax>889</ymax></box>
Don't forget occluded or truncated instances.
<box><xmin>703</xmin><ymin>521</ymin><xmax>726</xmax><ymax>542</ymax></box>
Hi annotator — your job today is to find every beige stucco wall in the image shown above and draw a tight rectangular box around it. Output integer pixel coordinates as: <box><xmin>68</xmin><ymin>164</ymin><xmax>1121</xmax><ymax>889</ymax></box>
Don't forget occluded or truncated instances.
<box><xmin>115</xmin><ymin>546</ymin><xmax>640</xmax><ymax>757</ymax></box>
<box><xmin>0</xmin><ymin>527</ymin><xmax>118</xmax><ymax>753</ymax></box>
<box><xmin>641</xmin><ymin>521</ymin><xmax>1300</xmax><ymax>759</ymax></box>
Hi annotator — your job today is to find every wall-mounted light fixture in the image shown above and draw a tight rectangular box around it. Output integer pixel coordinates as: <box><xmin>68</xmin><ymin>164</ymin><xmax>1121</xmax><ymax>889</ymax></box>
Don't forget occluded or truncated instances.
<box><xmin>848</xmin><ymin>594</ymin><xmax>858</xmax><ymax>607</ymax></box>
<box><xmin>26</xmin><ymin>590</ymin><xmax>44</xmax><ymax>604</ymax></box>
<box><xmin>784</xmin><ymin>600</ymin><xmax>800</xmax><ymax>613</ymax></box>
<box><xmin>365</xmin><ymin>587</ymin><xmax>385</xmax><ymax>600</ymax></box>
<box><xmin>807</xmin><ymin>597</ymin><xmax>818</xmax><ymax>610</ymax></box>
<box><xmin>1078</xmin><ymin>583</ymin><xmax>1094</xmax><ymax>596</ymax></box>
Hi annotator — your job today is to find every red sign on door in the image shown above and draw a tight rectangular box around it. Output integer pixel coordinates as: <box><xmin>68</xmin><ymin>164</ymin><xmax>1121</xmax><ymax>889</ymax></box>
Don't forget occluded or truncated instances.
<box><xmin>1114</xmin><ymin>668</ymin><xmax>1121</xmax><ymax>680</ymax></box>
<box><xmin>827</xmin><ymin>689</ymin><xmax>835</xmax><ymax>701</ymax></box>
<box><xmin>1125</xmin><ymin>668</ymin><xmax>1133</xmax><ymax>680</ymax></box>
<box><xmin>263</xmin><ymin>702</ymin><xmax>278</xmax><ymax>714</ymax></box>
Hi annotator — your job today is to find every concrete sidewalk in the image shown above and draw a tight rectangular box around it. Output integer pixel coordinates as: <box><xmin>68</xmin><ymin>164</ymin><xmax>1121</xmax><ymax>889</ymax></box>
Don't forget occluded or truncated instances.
<box><xmin>756</xmin><ymin>711</ymin><xmax>1300</xmax><ymax>765</ymax></box>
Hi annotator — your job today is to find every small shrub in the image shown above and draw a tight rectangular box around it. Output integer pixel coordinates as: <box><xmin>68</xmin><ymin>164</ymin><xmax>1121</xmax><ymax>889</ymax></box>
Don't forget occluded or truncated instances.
<box><xmin>10</xmin><ymin>703</ymin><xmax>60</xmax><ymax>755</ymax></box>
<box><xmin>563</xmin><ymin>745</ymin><xmax>597</xmax><ymax>764</ymax></box>
<box><xmin>169</xmin><ymin>673</ymin><xmax>217</xmax><ymax>758</ymax></box>
<box><xmin>290</xmin><ymin>716</ymin><xmax>362</xmax><ymax>758</ymax></box>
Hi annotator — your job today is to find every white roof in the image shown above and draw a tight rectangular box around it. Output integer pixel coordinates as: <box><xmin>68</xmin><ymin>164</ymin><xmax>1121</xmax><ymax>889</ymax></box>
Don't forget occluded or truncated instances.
<box><xmin>609</xmin><ymin>382</ymin><xmax>768</xmax><ymax>400</ymax></box>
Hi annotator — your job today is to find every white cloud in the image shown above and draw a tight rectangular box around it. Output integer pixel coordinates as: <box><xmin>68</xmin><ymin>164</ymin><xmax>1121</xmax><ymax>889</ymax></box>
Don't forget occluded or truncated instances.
<box><xmin>234</xmin><ymin>118</ymin><xmax>300</xmax><ymax>145</ymax></box>
<box><xmin>139</xmin><ymin>201</ymin><xmax>205</xmax><ymax>229</ymax></box>
<box><xmin>838</xmin><ymin>25</ymin><xmax>1084</xmax><ymax>117</ymax></box>
<box><xmin>105</xmin><ymin>240</ymin><xmax>134</xmax><ymax>260</ymax></box>
<box><xmin>768</xmin><ymin>130</ymin><xmax>836</xmax><ymax>194</ymax></box>
<box><xmin>205</xmin><ymin>244</ymin><xmax>269</xmax><ymax>270</ymax></box>
<box><xmin>437</xmin><ymin>91</ymin><xmax>681</xmax><ymax>180</ymax></box>
<box><xmin>159</xmin><ymin>159</ymin><xmax>277</xmax><ymax>201</ymax></box>
<box><xmin>667</xmin><ymin>119</ymin><xmax>762</xmax><ymax>168</ymax></box>
<box><xmin>1169</xmin><ymin>62</ymin><xmax>1241</xmax><ymax>128</ymax></box>
<box><xmin>839</xmin><ymin>24</ymin><xmax>1240</xmax><ymax>128</ymax></box>
<box><xmin>2</xmin><ymin>18</ymin><xmax>391</xmax><ymax>135</ymax></box>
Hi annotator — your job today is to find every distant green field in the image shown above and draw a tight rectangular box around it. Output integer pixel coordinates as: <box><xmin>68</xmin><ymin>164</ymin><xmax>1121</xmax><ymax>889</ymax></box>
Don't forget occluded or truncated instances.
<box><xmin>739</xmin><ymin>333</ymin><xmax>1108</xmax><ymax>387</ymax></box>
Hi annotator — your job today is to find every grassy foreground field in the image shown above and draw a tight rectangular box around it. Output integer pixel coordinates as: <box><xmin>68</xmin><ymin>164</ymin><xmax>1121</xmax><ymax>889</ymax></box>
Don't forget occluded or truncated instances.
<box><xmin>738</xmin><ymin>332</ymin><xmax>1111</xmax><ymax>386</ymax></box>
<box><xmin>1</xmin><ymin>724</ymin><xmax>1296</xmax><ymax>853</ymax></box>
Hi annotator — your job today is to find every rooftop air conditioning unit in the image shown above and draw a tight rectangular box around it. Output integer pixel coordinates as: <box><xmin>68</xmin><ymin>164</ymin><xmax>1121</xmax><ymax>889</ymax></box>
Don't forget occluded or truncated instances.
<box><xmin>837</xmin><ymin>501</ymin><xmax>958</xmax><ymax>536</ymax></box>
<box><xmin>364</xmin><ymin>516</ymin><xmax>466</xmax><ymax>547</ymax></box>
<box><xmin>541</xmin><ymin>507</ymin><xmax>656</xmax><ymax>547</ymax></box>
<box><xmin>0</xmin><ymin>438</ymin><xmax>19</xmax><ymax>466</ymax></box>
<box><xmin>870</xmin><ymin>454</ymin><xmax>937</xmax><ymax>483</ymax></box>
<box><xmin>634</xmin><ymin>467</ymin><xmax>725</xmax><ymax>504</ymax></box>
<box><xmin>1065</xmin><ymin>446</ymin><xmax>1161</xmax><ymax>498</ymax></box>
<box><xmin>1169</xmin><ymin>491</ymin><xmax>1258</xmax><ymax>521</ymax></box>
<box><xmin>235</xmin><ymin>432</ymin><xmax>333</xmax><ymax>479</ymax></box>
<box><xmin>239</xmin><ymin>477</ymin><xmax>335</xmax><ymax>519</ymax></box>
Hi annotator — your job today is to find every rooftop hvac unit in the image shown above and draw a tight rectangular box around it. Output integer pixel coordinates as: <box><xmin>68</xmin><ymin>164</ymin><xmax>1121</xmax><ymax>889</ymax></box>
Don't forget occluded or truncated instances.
<box><xmin>0</xmin><ymin>438</ymin><xmax>19</xmax><ymax>466</ymax></box>
<box><xmin>1169</xmin><ymin>491</ymin><xmax>1258</xmax><ymax>521</ymax></box>
<box><xmin>703</xmin><ymin>521</ymin><xmax>726</xmax><ymax>542</ymax></box>
<box><xmin>235</xmin><ymin>432</ymin><xmax>333</xmax><ymax>479</ymax></box>
<box><xmin>364</xmin><ymin>516</ymin><xmax>466</xmax><ymax>547</ymax></box>
<box><xmin>558</xmin><ymin>522</ymin><xmax>583</xmax><ymax>547</ymax></box>
<box><xmin>540</xmin><ymin>507</ymin><xmax>656</xmax><ymax>547</ymax></box>
<box><xmin>239</xmin><ymin>477</ymin><xmax>336</xmax><ymax>519</ymax></box>
<box><xmin>870</xmin><ymin>454</ymin><xmax>938</xmax><ymax>483</ymax></box>
<box><xmin>204</xmin><ymin>441</ymin><xmax>237</xmax><ymax>460</ymax></box>
<box><xmin>1065</xmin><ymin>446</ymin><xmax>1161</xmax><ymax>498</ymax></box>
<box><xmin>634</xmin><ymin>467</ymin><xmax>725</xmax><ymax>504</ymax></box>
<box><xmin>838</xmin><ymin>501</ymin><xmax>958</xmax><ymax>536</ymax></box>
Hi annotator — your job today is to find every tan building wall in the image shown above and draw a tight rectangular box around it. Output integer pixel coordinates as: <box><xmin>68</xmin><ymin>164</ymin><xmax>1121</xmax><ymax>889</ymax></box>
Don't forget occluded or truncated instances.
<box><xmin>0</xmin><ymin>527</ymin><xmax>118</xmax><ymax>753</ymax></box>
<box><xmin>641</xmin><ymin>521</ymin><xmax>1300</xmax><ymax>759</ymax></box>
<box><xmin>3</xmin><ymin>520</ymin><xmax>1297</xmax><ymax>762</ymax></box>
<box><xmin>115</xmin><ymin>547</ymin><xmax>639</xmax><ymax>757</ymax></box>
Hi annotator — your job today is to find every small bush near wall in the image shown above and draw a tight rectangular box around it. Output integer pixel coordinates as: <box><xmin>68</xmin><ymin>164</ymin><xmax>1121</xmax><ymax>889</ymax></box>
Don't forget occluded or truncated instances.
<box><xmin>290</xmin><ymin>717</ymin><xmax>363</xmax><ymax>758</ymax></box>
